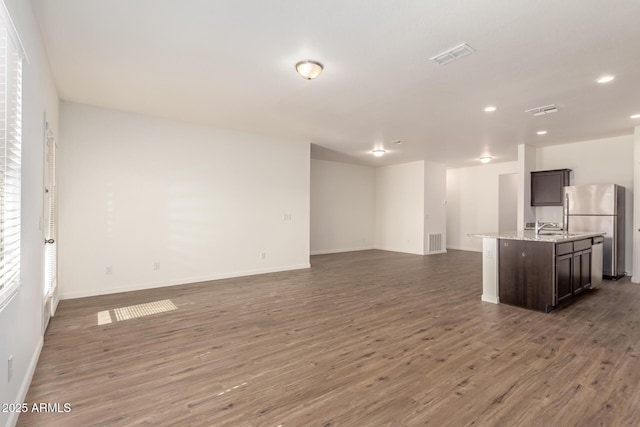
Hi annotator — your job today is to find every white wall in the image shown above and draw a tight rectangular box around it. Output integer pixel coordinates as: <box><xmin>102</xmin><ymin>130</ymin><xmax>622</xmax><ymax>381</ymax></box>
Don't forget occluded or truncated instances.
<box><xmin>446</xmin><ymin>161</ymin><xmax>518</xmax><ymax>251</ymax></box>
<box><xmin>536</xmin><ymin>135</ymin><xmax>633</xmax><ymax>187</ymax></box>
<box><xmin>0</xmin><ymin>1</ymin><xmax>59</xmax><ymax>426</ymax></box>
<box><xmin>447</xmin><ymin>134</ymin><xmax>635</xmax><ymax>265</ymax></box>
<box><xmin>424</xmin><ymin>161</ymin><xmax>447</xmax><ymax>254</ymax></box>
<box><xmin>58</xmin><ymin>102</ymin><xmax>310</xmax><ymax>299</ymax></box>
<box><xmin>633</xmin><ymin>126</ymin><xmax>640</xmax><ymax>282</ymax></box>
<box><xmin>498</xmin><ymin>173</ymin><xmax>518</xmax><ymax>232</ymax></box>
<box><xmin>517</xmin><ymin>144</ymin><xmax>536</xmax><ymax>230</ymax></box>
<box><xmin>310</xmin><ymin>159</ymin><xmax>375</xmax><ymax>255</ymax></box>
<box><xmin>375</xmin><ymin>161</ymin><xmax>425</xmax><ymax>255</ymax></box>
<box><xmin>535</xmin><ymin>135</ymin><xmax>634</xmax><ymax>273</ymax></box>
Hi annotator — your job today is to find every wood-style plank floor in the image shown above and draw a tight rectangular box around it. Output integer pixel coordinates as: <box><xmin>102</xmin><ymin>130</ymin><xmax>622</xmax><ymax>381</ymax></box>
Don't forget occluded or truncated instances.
<box><xmin>19</xmin><ymin>249</ymin><xmax>640</xmax><ymax>426</ymax></box>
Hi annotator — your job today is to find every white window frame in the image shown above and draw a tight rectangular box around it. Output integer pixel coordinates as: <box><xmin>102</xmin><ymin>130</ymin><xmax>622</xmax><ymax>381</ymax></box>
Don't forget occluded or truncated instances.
<box><xmin>0</xmin><ymin>1</ymin><xmax>25</xmax><ymax>312</ymax></box>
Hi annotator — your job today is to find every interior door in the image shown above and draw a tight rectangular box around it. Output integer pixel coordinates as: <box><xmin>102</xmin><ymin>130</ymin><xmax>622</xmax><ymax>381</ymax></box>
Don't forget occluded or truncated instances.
<box><xmin>43</xmin><ymin>126</ymin><xmax>58</xmax><ymax>332</ymax></box>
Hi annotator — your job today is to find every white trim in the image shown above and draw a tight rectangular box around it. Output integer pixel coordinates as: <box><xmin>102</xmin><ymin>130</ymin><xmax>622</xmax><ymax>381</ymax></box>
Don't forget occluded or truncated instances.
<box><xmin>372</xmin><ymin>247</ymin><xmax>424</xmax><ymax>256</ymax></box>
<box><xmin>0</xmin><ymin>285</ymin><xmax>20</xmax><ymax>313</ymax></box>
<box><xmin>52</xmin><ymin>293</ymin><xmax>60</xmax><ymax>316</ymax></box>
<box><xmin>480</xmin><ymin>238</ymin><xmax>500</xmax><ymax>305</ymax></box>
<box><xmin>425</xmin><ymin>249</ymin><xmax>447</xmax><ymax>255</ymax></box>
<box><xmin>0</xmin><ymin>1</ymin><xmax>28</xmax><ymax>63</ymax></box>
<box><xmin>481</xmin><ymin>294</ymin><xmax>500</xmax><ymax>304</ymax></box>
<box><xmin>310</xmin><ymin>246</ymin><xmax>375</xmax><ymax>255</ymax></box>
<box><xmin>6</xmin><ymin>336</ymin><xmax>43</xmax><ymax>427</ymax></box>
<box><xmin>446</xmin><ymin>245</ymin><xmax>481</xmax><ymax>252</ymax></box>
<box><xmin>59</xmin><ymin>263</ymin><xmax>311</xmax><ymax>300</ymax></box>
<box><xmin>633</xmin><ymin>126</ymin><xmax>640</xmax><ymax>283</ymax></box>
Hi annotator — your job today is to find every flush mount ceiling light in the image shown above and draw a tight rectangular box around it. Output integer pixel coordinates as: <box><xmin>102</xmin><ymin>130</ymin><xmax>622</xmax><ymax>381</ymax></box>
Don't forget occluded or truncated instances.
<box><xmin>596</xmin><ymin>75</ymin><xmax>615</xmax><ymax>84</ymax></box>
<box><xmin>484</xmin><ymin>106</ymin><xmax>497</xmax><ymax>112</ymax></box>
<box><xmin>295</xmin><ymin>60</ymin><xmax>323</xmax><ymax>80</ymax></box>
<box><xmin>372</xmin><ymin>149</ymin><xmax>386</xmax><ymax>157</ymax></box>
<box><xmin>479</xmin><ymin>156</ymin><xmax>492</xmax><ymax>163</ymax></box>
<box><xmin>536</xmin><ymin>130</ymin><xmax>548</xmax><ymax>135</ymax></box>
<box><xmin>631</xmin><ymin>114</ymin><xmax>640</xmax><ymax>119</ymax></box>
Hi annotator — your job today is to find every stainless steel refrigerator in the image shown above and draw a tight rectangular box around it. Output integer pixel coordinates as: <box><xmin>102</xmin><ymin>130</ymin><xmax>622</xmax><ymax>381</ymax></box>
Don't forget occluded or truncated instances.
<box><xmin>563</xmin><ymin>184</ymin><xmax>625</xmax><ymax>279</ymax></box>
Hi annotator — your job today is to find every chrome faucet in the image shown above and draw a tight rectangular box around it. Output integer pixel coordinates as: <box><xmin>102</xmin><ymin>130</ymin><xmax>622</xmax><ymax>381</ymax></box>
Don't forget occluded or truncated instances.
<box><xmin>535</xmin><ymin>220</ymin><xmax>557</xmax><ymax>235</ymax></box>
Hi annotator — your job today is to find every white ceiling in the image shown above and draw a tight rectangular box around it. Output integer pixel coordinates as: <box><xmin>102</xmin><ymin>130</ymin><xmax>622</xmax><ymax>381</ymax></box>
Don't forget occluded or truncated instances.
<box><xmin>32</xmin><ymin>0</ymin><xmax>640</xmax><ymax>168</ymax></box>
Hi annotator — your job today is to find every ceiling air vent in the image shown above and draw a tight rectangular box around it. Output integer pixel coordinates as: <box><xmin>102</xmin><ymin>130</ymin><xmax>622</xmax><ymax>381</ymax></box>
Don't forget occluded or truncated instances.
<box><xmin>525</xmin><ymin>104</ymin><xmax>560</xmax><ymax>117</ymax></box>
<box><xmin>429</xmin><ymin>43</ymin><xmax>476</xmax><ymax>65</ymax></box>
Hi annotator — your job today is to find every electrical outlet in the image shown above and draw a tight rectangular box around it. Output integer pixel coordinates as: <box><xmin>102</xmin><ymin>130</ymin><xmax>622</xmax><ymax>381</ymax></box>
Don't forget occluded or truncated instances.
<box><xmin>8</xmin><ymin>355</ymin><xmax>13</xmax><ymax>382</ymax></box>
<box><xmin>260</xmin><ymin>252</ymin><xmax>266</xmax><ymax>260</ymax></box>
<box><xmin>153</xmin><ymin>262</ymin><xmax>160</xmax><ymax>271</ymax></box>
<box><xmin>105</xmin><ymin>265</ymin><xmax>113</xmax><ymax>275</ymax></box>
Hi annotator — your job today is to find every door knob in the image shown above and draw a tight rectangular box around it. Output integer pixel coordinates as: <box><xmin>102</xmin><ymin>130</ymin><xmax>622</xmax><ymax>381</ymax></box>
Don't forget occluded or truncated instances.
<box><xmin>45</xmin><ymin>238</ymin><xmax>55</xmax><ymax>244</ymax></box>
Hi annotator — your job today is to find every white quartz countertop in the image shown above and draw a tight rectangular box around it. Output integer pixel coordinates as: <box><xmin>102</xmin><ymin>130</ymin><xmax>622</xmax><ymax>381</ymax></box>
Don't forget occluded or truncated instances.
<box><xmin>468</xmin><ymin>230</ymin><xmax>605</xmax><ymax>243</ymax></box>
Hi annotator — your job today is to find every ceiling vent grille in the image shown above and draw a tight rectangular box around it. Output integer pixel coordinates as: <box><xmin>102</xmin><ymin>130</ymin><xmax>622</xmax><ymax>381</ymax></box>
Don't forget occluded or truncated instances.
<box><xmin>525</xmin><ymin>104</ymin><xmax>560</xmax><ymax>116</ymax></box>
<box><xmin>429</xmin><ymin>43</ymin><xmax>476</xmax><ymax>65</ymax></box>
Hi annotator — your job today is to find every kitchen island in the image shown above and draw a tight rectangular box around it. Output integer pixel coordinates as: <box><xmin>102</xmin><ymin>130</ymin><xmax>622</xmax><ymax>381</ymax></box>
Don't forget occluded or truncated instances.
<box><xmin>470</xmin><ymin>230</ymin><xmax>605</xmax><ymax>312</ymax></box>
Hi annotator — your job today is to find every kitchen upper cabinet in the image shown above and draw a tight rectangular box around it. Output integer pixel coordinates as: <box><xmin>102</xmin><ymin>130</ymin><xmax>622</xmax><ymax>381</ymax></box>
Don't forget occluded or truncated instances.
<box><xmin>531</xmin><ymin>169</ymin><xmax>571</xmax><ymax>206</ymax></box>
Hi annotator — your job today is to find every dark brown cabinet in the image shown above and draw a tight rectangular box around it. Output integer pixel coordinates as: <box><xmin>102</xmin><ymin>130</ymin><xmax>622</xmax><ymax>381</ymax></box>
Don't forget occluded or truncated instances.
<box><xmin>573</xmin><ymin>248</ymin><xmax>592</xmax><ymax>295</ymax></box>
<box><xmin>500</xmin><ymin>237</ymin><xmax>594</xmax><ymax>312</ymax></box>
<box><xmin>499</xmin><ymin>240</ymin><xmax>554</xmax><ymax>312</ymax></box>
<box><xmin>571</xmin><ymin>238</ymin><xmax>592</xmax><ymax>295</ymax></box>
<box><xmin>531</xmin><ymin>169</ymin><xmax>571</xmax><ymax>206</ymax></box>
<box><xmin>556</xmin><ymin>254</ymin><xmax>573</xmax><ymax>303</ymax></box>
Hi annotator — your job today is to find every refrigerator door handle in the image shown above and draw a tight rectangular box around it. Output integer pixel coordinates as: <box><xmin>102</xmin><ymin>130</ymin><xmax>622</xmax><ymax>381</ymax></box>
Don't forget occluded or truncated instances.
<box><xmin>563</xmin><ymin>193</ymin><xmax>569</xmax><ymax>231</ymax></box>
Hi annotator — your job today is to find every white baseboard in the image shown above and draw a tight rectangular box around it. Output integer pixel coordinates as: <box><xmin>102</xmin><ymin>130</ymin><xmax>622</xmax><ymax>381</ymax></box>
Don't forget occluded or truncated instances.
<box><xmin>481</xmin><ymin>294</ymin><xmax>499</xmax><ymax>304</ymax></box>
<box><xmin>310</xmin><ymin>246</ymin><xmax>375</xmax><ymax>255</ymax></box>
<box><xmin>6</xmin><ymin>336</ymin><xmax>43</xmax><ymax>427</ymax></box>
<box><xmin>446</xmin><ymin>245</ymin><xmax>482</xmax><ymax>253</ymax></box>
<box><xmin>312</xmin><ymin>247</ymin><xmax>456</xmax><ymax>257</ymax></box>
<box><xmin>373</xmin><ymin>246</ymin><xmax>425</xmax><ymax>256</ymax></box>
<box><xmin>52</xmin><ymin>294</ymin><xmax>60</xmax><ymax>316</ymax></box>
<box><xmin>59</xmin><ymin>263</ymin><xmax>311</xmax><ymax>300</ymax></box>
<box><xmin>425</xmin><ymin>249</ymin><xmax>447</xmax><ymax>255</ymax></box>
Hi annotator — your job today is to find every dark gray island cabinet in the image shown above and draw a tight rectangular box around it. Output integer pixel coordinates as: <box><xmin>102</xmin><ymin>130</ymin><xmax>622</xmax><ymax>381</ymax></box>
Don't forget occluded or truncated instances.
<box><xmin>498</xmin><ymin>237</ymin><xmax>593</xmax><ymax>312</ymax></box>
<box><xmin>469</xmin><ymin>231</ymin><xmax>605</xmax><ymax>313</ymax></box>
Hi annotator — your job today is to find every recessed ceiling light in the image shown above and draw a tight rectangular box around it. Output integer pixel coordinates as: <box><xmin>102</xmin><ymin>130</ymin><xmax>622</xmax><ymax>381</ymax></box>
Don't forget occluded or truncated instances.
<box><xmin>484</xmin><ymin>106</ymin><xmax>497</xmax><ymax>113</ymax></box>
<box><xmin>479</xmin><ymin>156</ymin><xmax>492</xmax><ymax>163</ymax></box>
<box><xmin>536</xmin><ymin>130</ymin><xmax>548</xmax><ymax>135</ymax></box>
<box><xmin>631</xmin><ymin>114</ymin><xmax>640</xmax><ymax>119</ymax></box>
<box><xmin>596</xmin><ymin>75</ymin><xmax>615</xmax><ymax>84</ymax></box>
<box><xmin>372</xmin><ymin>149</ymin><xmax>386</xmax><ymax>157</ymax></box>
<box><xmin>295</xmin><ymin>60</ymin><xmax>323</xmax><ymax>80</ymax></box>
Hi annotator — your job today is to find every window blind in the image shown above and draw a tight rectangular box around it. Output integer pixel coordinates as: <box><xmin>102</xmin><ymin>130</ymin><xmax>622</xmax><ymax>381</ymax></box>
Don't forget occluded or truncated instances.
<box><xmin>0</xmin><ymin>2</ymin><xmax>23</xmax><ymax>312</ymax></box>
